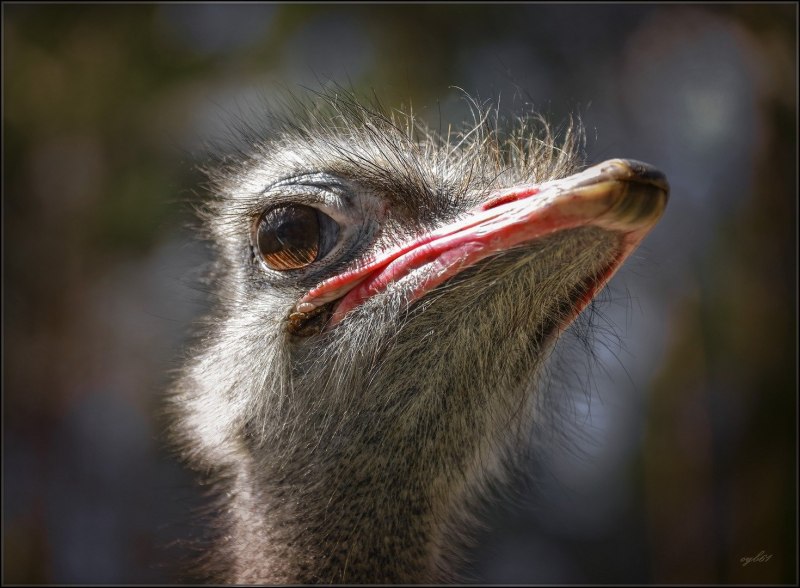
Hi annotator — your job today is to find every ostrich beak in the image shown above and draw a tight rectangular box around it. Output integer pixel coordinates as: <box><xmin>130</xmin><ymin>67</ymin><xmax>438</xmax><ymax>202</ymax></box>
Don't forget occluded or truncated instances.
<box><xmin>294</xmin><ymin>159</ymin><xmax>668</xmax><ymax>331</ymax></box>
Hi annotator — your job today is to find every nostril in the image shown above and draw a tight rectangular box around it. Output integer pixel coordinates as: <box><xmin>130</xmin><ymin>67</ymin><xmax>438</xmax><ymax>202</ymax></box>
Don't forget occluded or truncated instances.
<box><xmin>480</xmin><ymin>185</ymin><xmax>540</xmax><ymax>211</ymax></box>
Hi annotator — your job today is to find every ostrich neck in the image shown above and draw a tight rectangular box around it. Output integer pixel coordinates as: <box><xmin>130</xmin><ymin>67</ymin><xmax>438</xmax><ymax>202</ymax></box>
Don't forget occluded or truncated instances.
<box><xmin>226</xmin><ymin>413</ymin><xmax>478</xmax><ymax>584</ymax></box>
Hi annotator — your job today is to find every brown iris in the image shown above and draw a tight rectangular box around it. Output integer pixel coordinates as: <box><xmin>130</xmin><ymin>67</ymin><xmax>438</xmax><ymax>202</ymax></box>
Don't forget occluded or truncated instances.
<box><xmin>256</xmin><ymin>204</ymin><xmax>337</xmax><ymax>271</ymax></box>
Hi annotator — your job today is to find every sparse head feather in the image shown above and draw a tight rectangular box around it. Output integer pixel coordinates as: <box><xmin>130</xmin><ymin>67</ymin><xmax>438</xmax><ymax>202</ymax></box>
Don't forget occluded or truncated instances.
<box><xmin>202</xmin><ymin>89</ymin><xmax>582</xmax><ymax>239</ymax></box>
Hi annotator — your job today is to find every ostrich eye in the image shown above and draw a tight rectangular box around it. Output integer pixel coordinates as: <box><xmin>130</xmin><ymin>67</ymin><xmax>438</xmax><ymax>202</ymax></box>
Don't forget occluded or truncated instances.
<box><xmin>256</xmin><ymin>204</ymin><xmax>340</xmax><ymax>271</ymax></box>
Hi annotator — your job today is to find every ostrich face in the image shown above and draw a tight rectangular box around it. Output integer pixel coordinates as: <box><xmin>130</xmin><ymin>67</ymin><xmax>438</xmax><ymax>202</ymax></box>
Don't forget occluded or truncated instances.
<box><xmin>201</xmin><ymin>109</ymin><xmax>664</xmax><ymax>419</ymax></box>
<box><xmin>171</xmin><ymin>95</ymin><xmax>667</xmax><ymax>582</ymax></box>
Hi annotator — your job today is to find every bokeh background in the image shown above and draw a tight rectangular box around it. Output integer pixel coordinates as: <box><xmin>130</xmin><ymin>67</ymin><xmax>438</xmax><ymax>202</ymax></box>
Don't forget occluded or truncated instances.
<box><xmin>3</xmin><ymin>3</ymin><xmax>796</xmax><ymax>584</ymax></box>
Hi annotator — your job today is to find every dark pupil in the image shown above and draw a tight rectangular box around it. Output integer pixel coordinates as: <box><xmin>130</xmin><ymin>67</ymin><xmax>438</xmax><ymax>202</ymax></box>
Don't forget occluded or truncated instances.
<box><xmin>257</xmin><ymin>205</ymin><xmax>320</xmax><ymax>270</ymax></box>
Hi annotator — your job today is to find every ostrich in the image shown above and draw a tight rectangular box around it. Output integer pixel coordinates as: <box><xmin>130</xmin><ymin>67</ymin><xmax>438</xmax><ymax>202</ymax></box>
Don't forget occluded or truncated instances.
<box><xmin>168</xmin><ymin>91</ymin><xmax>668</xmax><ymax>583</ymax></box>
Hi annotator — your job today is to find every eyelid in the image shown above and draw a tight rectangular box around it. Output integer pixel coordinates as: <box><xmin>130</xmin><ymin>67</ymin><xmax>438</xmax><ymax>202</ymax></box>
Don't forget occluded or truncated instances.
<box><xmin>260</xmin><ymin>179</ymin><xmax>353</xmax><ymax>222</ymax></box>
<box><xmin>264</xmin><ymin>173</ymin><xmax>350</xmax><ymax>197</ymax></box>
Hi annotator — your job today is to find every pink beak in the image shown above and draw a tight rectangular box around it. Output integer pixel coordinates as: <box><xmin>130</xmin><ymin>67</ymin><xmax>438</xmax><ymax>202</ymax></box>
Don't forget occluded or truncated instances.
<box><xmin>295</xmin><ymin>159</ymin><xmax>668</xmax><ymax>331</ymax></box>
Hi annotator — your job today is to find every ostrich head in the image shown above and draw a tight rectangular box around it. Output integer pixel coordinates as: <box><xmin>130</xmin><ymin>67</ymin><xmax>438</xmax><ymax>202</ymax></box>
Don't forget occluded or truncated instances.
<box><xmin>168</xmin><ymin>91</ymin><xmax>668</xmax><ymax>583</ymax></box>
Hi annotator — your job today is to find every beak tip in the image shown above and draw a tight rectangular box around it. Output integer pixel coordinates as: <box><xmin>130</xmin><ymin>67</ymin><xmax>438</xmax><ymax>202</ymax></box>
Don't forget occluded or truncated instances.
<box><xmin>605</xmin><ymin>158</ymin><xmax>670</xmax><ymax>196</ymax></box>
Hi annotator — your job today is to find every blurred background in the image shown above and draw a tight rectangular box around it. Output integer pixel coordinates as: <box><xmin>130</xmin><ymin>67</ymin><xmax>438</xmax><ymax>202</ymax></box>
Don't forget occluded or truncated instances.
<box><xmin>3</xmin><ymin>3</ymin><xmax>796</xmax><ymax>584</ymax></box>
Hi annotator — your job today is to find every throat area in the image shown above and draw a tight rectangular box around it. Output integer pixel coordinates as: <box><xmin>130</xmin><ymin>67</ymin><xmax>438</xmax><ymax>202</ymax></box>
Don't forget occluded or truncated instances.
<box><xmin>227</xmin><ymin>439</ymin><xmax>470</xmax><ymax>583</ymax></box>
